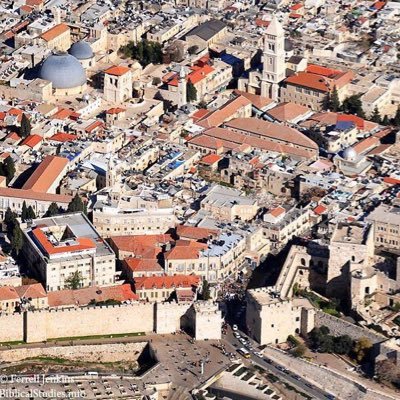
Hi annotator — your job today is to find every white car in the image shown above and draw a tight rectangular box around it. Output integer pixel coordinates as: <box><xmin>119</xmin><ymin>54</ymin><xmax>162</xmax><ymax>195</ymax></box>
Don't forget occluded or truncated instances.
<box><xmin>232</xmin><ymin>324</ymin><xmax>238</xmax><ymax>331</ymax></box>
<box><xmin>234</xmin><ymin>332</ymin><xmax>240</xmax><ymax>338</ymax></box>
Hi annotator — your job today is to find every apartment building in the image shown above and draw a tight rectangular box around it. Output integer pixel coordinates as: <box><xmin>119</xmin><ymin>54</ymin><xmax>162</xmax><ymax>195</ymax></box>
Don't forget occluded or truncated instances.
<box><xmin>366</xmin><ymin>205</ymin><xmax>400</xmax><ymax>251</ymax></box>
<box><xmin>22</xmin><ymin>213</ymin><xmax>116</xmax><ymax>292</ymax></box>
<box><xmin>134</xmin><ymin>275</ymin><xmax>200</xmax><ymax>302</ymax></box>
<box><xmin>281</xmin><ymin>65</ymin><xmax>353</xmax><ymax>111</ymax></box>
<box><xmin>201</xmin><ymin>185</ymin><xmax>259</xmax><ymax>222</ymax></box>
<box><xmin>165</xmin><ymin>232</ymin><xmax>246</xmax><ymax>283</ymax></box>
<box><xmin>263</xmin><ymin>205</ymin><xmax>312</xmax><ymax>249</ymax></box>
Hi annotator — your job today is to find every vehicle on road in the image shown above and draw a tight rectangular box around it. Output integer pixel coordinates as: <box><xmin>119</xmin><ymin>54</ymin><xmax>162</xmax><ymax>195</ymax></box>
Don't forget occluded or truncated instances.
<box><xmin>264</xmin><ymin>358</ymin><xmax>272</xmax><ymax>364</ymax></box>
<box><xmin>237</xmin><ymin>348</ymin><xmax>251</xmax><ymax>359</ymax></box>
<box><xmin>233</xmin><ymin>332</ymin><xmax>240</xmax><ymax>338</ymax></box>
<box><xmin>276</xmin><ymin>365</ymin><xmax>288</xmax><ymax>373</ymax></box>
<box><xmin>253</xmin><ymin>351</ymin><xmax>263</xmax><ymax>358</ymax></box>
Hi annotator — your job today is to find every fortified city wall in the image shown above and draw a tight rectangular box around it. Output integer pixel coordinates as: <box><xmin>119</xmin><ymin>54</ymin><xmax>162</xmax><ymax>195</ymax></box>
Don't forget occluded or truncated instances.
<box><xmin>0</xmin><ymin>302</ymin><xmax>193</xmax><ymax>343</ymax></box>
<box><xmin>315</xmin><ymin>310</ymin><xmax>385</xmax><ymax>344</ymax></box>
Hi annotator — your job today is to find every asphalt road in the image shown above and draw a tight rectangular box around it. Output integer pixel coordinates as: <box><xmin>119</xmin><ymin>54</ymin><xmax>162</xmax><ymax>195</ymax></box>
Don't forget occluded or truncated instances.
<box><xmin>223</xmin><ymin>328</ymin><xmax>334</xmax><ymax>400</ymax></box>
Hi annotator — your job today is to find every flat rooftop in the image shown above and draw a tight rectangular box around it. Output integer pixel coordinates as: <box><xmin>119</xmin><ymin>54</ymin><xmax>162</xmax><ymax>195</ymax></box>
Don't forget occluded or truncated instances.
<box><xmin>25</xmin><ymin>213</ymin><xmax>114</xmax><ymax>259</ymax></box>
<box><xmin>366</xmin><ymin>204</ymin><xmax>400</xmax><ymax>225</ymax></box>
<box><xmin>331</xmin><ymin>222</ymin><xmax>368</xmax><ymax>245</ymax></box>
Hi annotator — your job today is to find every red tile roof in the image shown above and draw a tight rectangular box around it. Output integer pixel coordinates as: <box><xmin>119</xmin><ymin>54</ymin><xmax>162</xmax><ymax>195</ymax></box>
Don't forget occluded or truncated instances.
<box><xmin>26</xmin><ymin>0</ymin><xmax>43</xmax><ymax>6</ymax></box>
<box><xmin>134</xmin><ymin>275</ymin><xmax>200</xmax><ymax>290</ymax></box>
<box><xmin>106</xmin><ymin>107</ymin><xmax>126</xmax><ymax>115</ymax></box>
<box><xmin>0</xmin><ymin>187</ymin><xmax>72</xmax><ymax>203</ymax></box>
<box><xmin>166</xmin><ymin>63</ymin><xmax>214</xmax><ymax>87</ymax></box>
<box><xmin>124</xmin><ymin>258</ymin><xmax>164</xmax><ymax>273</ymax></box>
<box><xmin>255</xmin><ymin>18</ymin><xmax>270</xmax><ymax>27</ymax></box>
<box><xmin>269</xmin><ymin>206</ymin><xmax>286</xmax><ymax>218</ymax></box>
<box><xmin>196</xmin><ymin>95</ymin><xmax>251</xmax><ymax>129</ymax></box>
<box><xmin>352</xmin><ymin>136</ymin><xmax>380</xmax><ymax>154</ymax></box>
<box><xmin>104</xmin><ymin>65</ymin><xmax>130</xmax><ymax>76</ymax></box>
<box><xmin>49</xmin><ymin>132</ymin><xmax>77</xmax><ymax>142</ymax></box>
<box><xmin>383</xmin><ymin>176</ymin><xmax>400</xmax><ymax>185</ymax></box>
<box><xmin>165</xmin><ymin>242</ymin><xmax>208</xmax><ymax>260</ymax></box>
<box><xmin>192</xmin><ymin>108</ymin><xmax>211</xmax><ymax>122</ymax></box>
<box><xmin>290</xmin><ymin>3</ymin><xmax>303</xmax><ymax>10</ymax></box>
<box><xmin>176</xmin><ymin>225</ymin><xmax>219</xmax><ymax>241</ymax></box>
<box><xmin>32</xmin><ymin>227</ymin><xmax>96</xmax><ymax>256</ymax></box>
<box><xmin>192</xmin><ymin>126</ymin><xmax>317</xmax><ymax>159</ymax></box>
<box><xmin>285</xmin><ymin>72</ymin><xmax>331</xmax><ymax>92</ymax></box>
<box><xmin>48</xmin><ymin>284</ymin><xmax>138</xmax><ymax>307</ymax></box>
<box><xmin>267</xmin><ymin>102</ymin><xmax>310</xmax><ymax>122</ymax></box>
<box><xmin>41</xmin><ymin>23</ymin><xmax>69</xmax><ymax>42</ymax></box>
<box><xmin>22</xmin><ymin>155</ymin><xmax>69</xmax><ymax>193</ymax></box>
<box><xmin>337</xmin><ymin>113</ymin><xmax>365</xmax><ymax>129</ymax></box>
<box><xmin>285</xmin><ymin>65</ymin><xmax>353</xmax><ymax>92</ymax></box>
<box><xmin>52</xmin><ymin>108</ymin><xmax>77</xmax><ymax>120</ymax></box>
<box><xmin>20</xmin><ymin>134</ymin><xmax>42</xmax><ymax>148</ymax></box>
<box><xmin>200</xmin><ymin>154</ymin><xmax>222</xmax><ymax>165</ymax></box>
<box><xmin>233</xmin><ymin>90</ymin><xmax>273</xmax><ymax>110</ymax></box>
<box><xmin>110</xmin><ymin>234</ymin><xmax>173</xmax><ymax>258</ymax></box>
<box><xmin>225</xmin><ymin>118</ymin><xmax>318</xmax><ymax>150</ymax></box>
<box><xmin>15</xmin><ymin>283</ymin><xmax>46</xmax><ymax>299</ymax></box>
<box><xmin>0</xmin><ymin>286</ymin><xmax>19</xmax><ymax>301</ymax></box>
<box><xmin>313</xmin><ymin>204</ymin><xmax>327</xmax><ymax>215</ymax></box>
<box><xmin>5</xmin><ymin>131</ymin><xmax>21</xmax><ymax>141</ymax></box>
<box><xmin>373</xmin><ymin>1</ymin><xmax>386</xmax><ymax>10</ymax></box>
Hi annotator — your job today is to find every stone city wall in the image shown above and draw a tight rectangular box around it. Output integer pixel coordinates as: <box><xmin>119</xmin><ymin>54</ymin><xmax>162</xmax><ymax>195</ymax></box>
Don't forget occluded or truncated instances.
<box><xmin>0</xmin><ymin>312</ymin><xmax>24</xmax><ymax>342</ymax></box>
<box><xmin>0</xmin><ymin>302</ymin><xmax>196</xmax><ymax>343</ymax></box>
<box><xmin>0</xmin><ymin>342</ymin><xmax>147</xmax><ymax>363</ymax></box>
<box><xmin>315</xmin><ymin>310</ymin><xmax>385</xmax><ymax>344</ymax></box>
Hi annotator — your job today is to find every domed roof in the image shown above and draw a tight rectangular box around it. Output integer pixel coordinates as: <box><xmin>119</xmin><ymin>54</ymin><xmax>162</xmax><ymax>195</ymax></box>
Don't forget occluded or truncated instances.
<box><xmin>68</xmin><ymin>41</ymin><xmax>93</xmax><ymax>60</ymax></box>
<box><xmin>342</xmin><ymin>147</ymin><xmax>357</xmax><ymax>161</ymax></box>
<box><xmin>39</xmin><ymin>52</ymin><xmax>86</xmax><ymax>89</ymax></box>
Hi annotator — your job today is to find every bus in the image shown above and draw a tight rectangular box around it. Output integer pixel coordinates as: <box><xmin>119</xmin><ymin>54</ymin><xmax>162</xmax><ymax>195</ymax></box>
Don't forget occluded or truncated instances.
<box><xmin>237</xmin><ymin>348</ymin><xmax>251</xmax><ymax>359</ymax></box>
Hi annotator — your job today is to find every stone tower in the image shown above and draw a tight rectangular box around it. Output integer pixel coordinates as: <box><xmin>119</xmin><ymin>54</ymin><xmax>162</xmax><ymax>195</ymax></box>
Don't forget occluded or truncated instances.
<box><xmin>177</xmin><ymin>66</ymin><xmax>187</xmax><ymax>108</ymax></box>
<box><xmin>261</xmin><ymin>16</ymin><xmax>286</xmax><ymax>101</ymax></box>
<box><xmin>106</xmin><ymin>155</ymin><xmax>116</xmax><ymax>188</ymax></box>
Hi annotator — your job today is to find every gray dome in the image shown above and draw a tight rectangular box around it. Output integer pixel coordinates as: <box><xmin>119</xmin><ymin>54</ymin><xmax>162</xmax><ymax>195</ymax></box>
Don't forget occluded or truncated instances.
<box><xmin>68</xmin><ymin>41</ymin><xmax>93</xmax><ymax>60</ymax></box>
<box><xmin>39</xmin><ymin>53</ymin><xmax>86</xmax><ymax>89</ymax></box>
<box><xmin>343</xmin><ymin>147</ymin><xmax>357</xmax><ymax>161</ymax></box>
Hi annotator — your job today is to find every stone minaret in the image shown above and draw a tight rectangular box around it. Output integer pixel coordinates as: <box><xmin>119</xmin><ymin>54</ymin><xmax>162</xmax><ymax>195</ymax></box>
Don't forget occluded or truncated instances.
<box><xmin>177</xmin><ymin>66</ymin><xmax>187</xmax><ymax>108</ymax></box>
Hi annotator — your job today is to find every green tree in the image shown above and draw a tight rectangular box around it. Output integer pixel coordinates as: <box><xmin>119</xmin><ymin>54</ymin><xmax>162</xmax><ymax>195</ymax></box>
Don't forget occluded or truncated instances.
<box><xmin>352</xmin><ymin>337</ymin><xmax>372</xmax><ymax>363</ymax></box>
<box><xmin>342</xmin><ymin>95</ymin><xmax>366</xmax><ymax>118</ymax></box>
<box><xmin>187</xmin><ymin>79</ymin><xmax>197</xmax><ymax>102</ymax></box>
<box><xmin>392</xmin><ymin>106</ymin><xmax>400</xmax><ymax>126</ymax></box>
<box><xmin>26</xmin><ymin>205</ymin><xmax>36</xmax><ymax>220</ymax></box>
<box><xmin>44</xmin><ymin>202</ymin><xmax>61</xmax><ymax>217</ymax></box>
<box><xmin>188</xmin><ymin>45</ymin><xmax>199</xmax><ymax>55</ymax></box>
<box><xmin>327</xmin><ymin>86</ymin><xmax>341</xmax><ymax>112</ymax></box>
<box><xmin>67</xmin><ymin>194</ymin><xmax>86</xmax><ymax>213</ymax></box>
<box><xmin>64</xmin><ymin>270</ymin><xmax>83</xmax><ymax>290</ymax></box>
<box><xmin>119</xmin><ymin>40</ymin><xmax>163</xmax><ymax>67</ymax></box>
<box><xmin>370</xmin><ymin>106</ymin><xmax>382</xmax><ymax>123</ymax></box>
<box><xmin>319</xmin><ymin>334</ymin><xmax>335</xmax><ymax>353</ymax></box>
<box><xmin>21</xmin><ymin>201</ymin><xmax>28</xmax><ymax>222</ymax></box>
<box><xmin>4</xmin><ymin>207</ymin><xmax>17</xmax><ymax>241</ymax></box>
<box><xmin>11</xmin><ymin>224</ymin><xmax>23</xmax><ymax>256</ymax></box>
<box><xmin>333</xmin><ymin>335</ymin><xmax>353</xmax><ymax>355</ymax></box>
<box><xmin>382</xmin><ymin>115</ymin><xmax>390</xmax><ymax>125</ymax></box>
<box><xmin>20</xmin><ymin>113</ymin><xmax>31</xmax><ymax>138</ymax></box>
<box><xmin>3</xmin><ymin>156</ymin><xmax>16</xmax><ymax>184</ymax></box>
<box><xmin>291</xmin><ymin>343</ymin><xmax>306</xmax><ymax>358</ymax></box>
<box><xmin>201</xmin><ymin>279</ymin><xmax>211</xmax><ymax>300</ymax></box>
